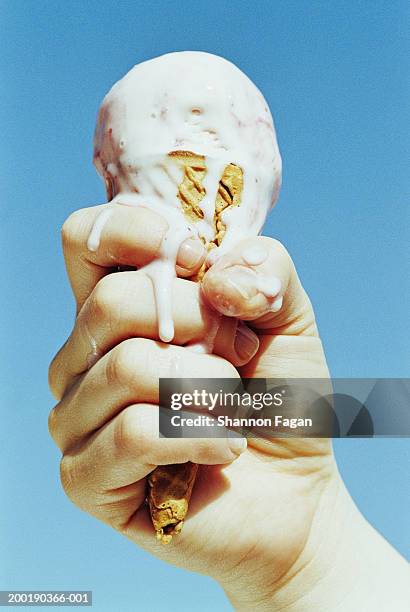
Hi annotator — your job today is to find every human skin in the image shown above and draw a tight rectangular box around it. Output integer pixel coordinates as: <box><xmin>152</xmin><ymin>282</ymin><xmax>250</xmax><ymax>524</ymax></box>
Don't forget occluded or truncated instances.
<box><xmin>49</xmin><ymin>203</ymin><xmax>410</xmax><ymax>611</ymax></box>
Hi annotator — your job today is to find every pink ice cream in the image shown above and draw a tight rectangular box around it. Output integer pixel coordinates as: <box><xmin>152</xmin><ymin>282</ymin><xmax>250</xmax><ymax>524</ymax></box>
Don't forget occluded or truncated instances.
<box><xmin>89</xmin><ymin>51</ymin><xmax>282</xmax><ymax>343</ymax></box>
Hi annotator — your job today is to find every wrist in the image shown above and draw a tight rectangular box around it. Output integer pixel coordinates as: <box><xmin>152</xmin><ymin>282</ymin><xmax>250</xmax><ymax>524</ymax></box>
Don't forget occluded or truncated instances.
<box><xmin>219</xmin><ymin>472</ymin><xmax>410</xmax><ymax>611</ymax></box>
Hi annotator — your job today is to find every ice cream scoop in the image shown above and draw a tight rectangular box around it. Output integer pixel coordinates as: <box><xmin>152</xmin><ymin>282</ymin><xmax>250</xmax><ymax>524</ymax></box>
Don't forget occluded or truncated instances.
<box><xmin>92</xmin><ymin>51</ymin><xmax>281</xmax><ymax>342</ymax></box>
<box><xmin>90</xmin><ymin>51</ymin><xmax>282</xmax><ymax>542</ymax></box>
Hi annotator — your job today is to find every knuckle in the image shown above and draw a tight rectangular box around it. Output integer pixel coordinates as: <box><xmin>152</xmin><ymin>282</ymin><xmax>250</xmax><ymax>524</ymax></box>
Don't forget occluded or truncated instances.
<box><xmin>48</xmin><ymin>406</ymin><xmax>59</xmax><ymax>442</ymax></box>
<box><xmin>48</xmin><ymin>341</ymin><xmax>75</xmax><ymax>401</ymax></box>
<box><xmin>48</xmin><ymin>356</ymin><xmax>60</xmax><ymax>400</ymax></box>
<box><xmin>48</xmin><ymin>345</ymin><xmax>69</xmax><ymax>401</ymax></box>
<box><xmin>59</xmin><ymin>456</ymin><xmax>78</xmax><ymax>501</ymax></box>
<box><xmin>105</xmin><ymin>338</ymin><xmax>150</xmax><ymax>388</ymax></box>
<box><xmin>90</xmin><ymin>275</ymin><xmax>117</xmax><ymax>322</ymax></box>
<box><xmin>61</xmin><ymin>209</ymin><xmax>87</xmax><ymax>250</ymax></box>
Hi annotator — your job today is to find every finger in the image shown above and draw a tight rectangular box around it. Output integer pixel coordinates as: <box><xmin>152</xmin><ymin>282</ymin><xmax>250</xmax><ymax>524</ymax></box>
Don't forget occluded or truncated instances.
<box><xmin>59</xmin><ymin>402</ymin><xmax>246</xmax><ymax>527</ymax></box>
<box><xmin>213</xmin><ymin>318</ymin><xmax>259</xmax><ymax>369</ymax></box>
<box><xmin>48</xmin><ymin>273</ymin><xmax>258</xmax><ymax>398</ymax></box>
<box><xmin>61</xmin><ymin>203</ymin><xmax>206</xmax><ymax>311</ymax></box>
<box><xmin>49</xmin><ymin>338</ymin><xmax>240</xmax><ymax>452</ymax></box>
<box><xmin>202</xmin><ymin>236</ymin><xmax>318</xmax><ymax>335</ymax></box>
<box><xmin>60</xmin><ymin>402</ymin><xmax>246</xmax><ymax>504</ymax></box>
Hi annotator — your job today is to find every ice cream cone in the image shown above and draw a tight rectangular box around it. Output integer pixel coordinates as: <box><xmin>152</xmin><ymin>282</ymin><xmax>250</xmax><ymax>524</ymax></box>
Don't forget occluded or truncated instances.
<box><xmin>147</xmin><ymin>152</ymin><xmax>243</xmax><ymax>543</ymax></box>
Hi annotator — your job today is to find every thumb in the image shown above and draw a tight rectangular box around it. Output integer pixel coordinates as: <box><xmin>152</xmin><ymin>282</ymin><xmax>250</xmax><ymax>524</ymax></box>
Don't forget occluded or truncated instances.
<box><xmin>202</xmin><ymin>236</ymin><xmax>317</xmax><ymax>334</ymax></box>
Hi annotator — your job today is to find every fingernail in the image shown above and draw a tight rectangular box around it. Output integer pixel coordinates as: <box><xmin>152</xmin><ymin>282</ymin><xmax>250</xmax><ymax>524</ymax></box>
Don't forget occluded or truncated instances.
<box><xmin>225</xmin><ymin>267</ymin><xmax>258</xmax><ymax>300</ymax></box>
<box><xmin>234</xmin><ymin>322</ymin><xmax>259</xmax><ymax>362</ymax></box>
<box><xmin>270</xmin><ymin>295</ymin><xmax>283</xmax><ymax>312</ymax></box>
<box><xmin>242</xmin><ymin>246</ymin><xmax>268</xmax><ymax>266</ymax></box>
<box><xmin>177</xmin><ymin>238</ymin><xmax>206</xmax><ymax>270</ymax></box>
<box><xmin>228</xmin><ymin>434</ymin><xmax>247</xmax><ymax>455</ymax></box>
<box><xmin>257</xmin><ymin>276</ymin><xmax>281</xmax><ymax>298</ymax></box>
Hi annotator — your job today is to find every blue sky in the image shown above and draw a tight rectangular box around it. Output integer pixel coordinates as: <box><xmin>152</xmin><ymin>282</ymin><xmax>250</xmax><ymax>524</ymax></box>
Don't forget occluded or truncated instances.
<box><xmin>1</xmin><ymin>1</ymin><xmax>409</xmax><ymax>610</ymax></box>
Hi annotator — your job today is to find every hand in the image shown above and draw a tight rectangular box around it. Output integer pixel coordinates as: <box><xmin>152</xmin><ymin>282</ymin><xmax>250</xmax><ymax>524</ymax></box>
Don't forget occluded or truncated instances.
<box><xmin>49</xmin><ymin>204</ymin><xmax>410</xmax><ymax>611</ymax></box>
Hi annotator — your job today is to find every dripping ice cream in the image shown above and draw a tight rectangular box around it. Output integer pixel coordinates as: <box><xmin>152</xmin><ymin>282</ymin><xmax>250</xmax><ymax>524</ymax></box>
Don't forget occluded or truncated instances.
<box><xmin>91</xmin><ymin>51</ymin><xmax>282</xmax><ymax>344</ymax></box>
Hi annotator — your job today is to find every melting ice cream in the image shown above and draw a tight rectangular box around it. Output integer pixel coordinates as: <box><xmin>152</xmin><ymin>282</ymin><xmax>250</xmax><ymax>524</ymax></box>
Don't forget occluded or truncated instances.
<box><xmin>90</xmin><ymin>51</ymin><xmax>282</xmax><ymax>342</ymax></box>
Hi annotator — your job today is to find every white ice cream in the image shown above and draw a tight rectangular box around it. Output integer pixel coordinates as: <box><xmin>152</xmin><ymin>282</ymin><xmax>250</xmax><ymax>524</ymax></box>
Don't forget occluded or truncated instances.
<box><xmin>91</xmin><ymin>51</ymin><xmax>282</xmax><ymax>342</ymax></box>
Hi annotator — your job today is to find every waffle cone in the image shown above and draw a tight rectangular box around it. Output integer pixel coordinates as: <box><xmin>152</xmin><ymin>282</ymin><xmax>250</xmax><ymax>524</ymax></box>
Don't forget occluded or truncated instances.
<box><xmin>147</xmin><ymin>151</ymin><xmax>243</xmax><ymax>543</ymax></box>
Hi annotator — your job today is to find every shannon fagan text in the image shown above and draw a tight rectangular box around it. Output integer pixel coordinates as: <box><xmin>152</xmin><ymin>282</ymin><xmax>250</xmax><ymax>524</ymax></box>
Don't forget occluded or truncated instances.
<box><xmin>170</xmin><ymin>390</ymin><xmax>284</xmax><ymax>411</ymax></box>
<box><xmin>170</xmin><ymin>415</ymin><xmax>313</xmax><ymax>429</ymax></box>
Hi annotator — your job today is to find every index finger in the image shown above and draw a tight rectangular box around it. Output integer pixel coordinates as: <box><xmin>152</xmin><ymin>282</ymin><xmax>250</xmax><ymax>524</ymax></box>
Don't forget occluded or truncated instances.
<box><xmin>61</xmin><ymin>202</ymin><xmax>206</xmax><ymax>311</ymax></box>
